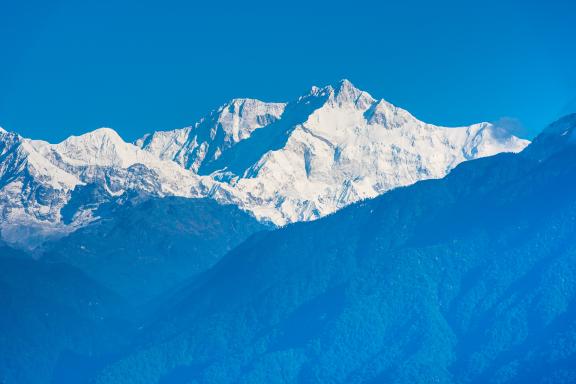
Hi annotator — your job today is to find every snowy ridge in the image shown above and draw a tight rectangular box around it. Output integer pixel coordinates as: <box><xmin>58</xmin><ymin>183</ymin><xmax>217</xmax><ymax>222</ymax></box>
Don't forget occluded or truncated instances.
<box><xmin>136</xmin><ymin>98</ymin><xmax>286</xmax><ymax>172</ymax></box>
<box><xmin>0</xmin><ymin>80</ymin><xmax>530</xmax><ymax>245</ymax></box>
<box><xmin>0</xmin><ymin>128</ymin><xmax>212</xmax><ymax>247</ymax></box>
<box><xmin>139</xmin><ymin>79</ymin><xmax>530</xmax><ymax>225</ymax></box>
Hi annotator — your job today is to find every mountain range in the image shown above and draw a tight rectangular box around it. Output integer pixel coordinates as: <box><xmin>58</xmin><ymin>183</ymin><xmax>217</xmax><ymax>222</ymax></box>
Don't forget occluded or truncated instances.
<box><xmin>91</xmin><ymin>113</ymin><xmax>576</xmax><ymax>384</ymax></box>
<box><xmin>4</xmin><ymin>81</ymin><xmax>574</xmax><ymax>384</ymax></box>
<box><xmin>0</xmin><ymin>80</ymin><xmax>528</xmax><ymax>248</ymax></box>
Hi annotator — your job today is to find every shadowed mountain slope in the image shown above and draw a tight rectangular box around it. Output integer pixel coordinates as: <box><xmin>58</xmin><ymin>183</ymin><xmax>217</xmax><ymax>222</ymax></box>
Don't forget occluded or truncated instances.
<box><xmin>93</xmin><ymin>115</ymin><xmax>576</xmax><ymax>384</ymax></box>
<box><xmin>43</xmin><ymin>196</ymin><xmax>268</xmax><ymax>305</ymax></box>
<box><xmin>0</xmin><ymin>242</ymin><xmax>129</xmax><ymax>384</ymax></box>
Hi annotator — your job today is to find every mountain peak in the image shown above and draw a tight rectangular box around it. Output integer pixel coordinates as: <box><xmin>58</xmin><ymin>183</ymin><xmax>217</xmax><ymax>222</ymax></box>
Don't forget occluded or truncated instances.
<box><xmin>308</xmin><ymin>79</ymin><xmax>364</xmax><ymax>97</ymax></box>
<box><xmin>227</xmin><ymin>97</ymin><xmax>258</xmax><ymax>106</ymax></box>
<box><xmin>524</xmin><ymin>113</ymin><xmax>576</xmax><ymax>160</ymax></box>
<box><xmin>222</xmin><ymin>98</ymin><xmax>252</xmax><ymax>110</ymax></box>
<box><xmin>541</xmin><ymin>113</ymin><xmax>576</xmax><ymax>136</ymax></box>
<box><xmin>324</xmin><ymin>79</ymin><xmax>375</xmax><ymax>109</ymax></box>
<box><xmin>212</xmin><ymin>98</ymin><xmax>286</xmax><ymax>139</ymax></box>
<box><xmin>83</xmin><ymin>127</ymin><xmax>123</xmax><ymax>141</ymax></box>
<box><xmin>221</xmin><ymin>98</ymin><xmax>286</xmax><ymax>116</ymax></box>
<box><xmin>334</xmin><ymin>78</ymin><xmax>356</xmax><ymax>91</ymax></box>
<box><xmin>59</xmin><ymin>127</ymin><xmax>124</xmax><ymax>146</ymax></box>
<box><xmin>52</xmin><ymin>127</ymin><xmax>141</xmax><ymax>168</ymax></box>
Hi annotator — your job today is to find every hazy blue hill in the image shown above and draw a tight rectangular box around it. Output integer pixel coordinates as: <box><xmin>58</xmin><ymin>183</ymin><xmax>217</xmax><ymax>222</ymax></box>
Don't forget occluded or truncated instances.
<box><xmin>0</xmin><ymin>195</ymin><xmax>266</xmax><ymax>384</ymax></box>
<box><xmin>94</xmin><ymin>115</ymin><xmax>576</xmax><ymax>384</ymax></box>
<box><xmin>43</xmin><ymin>196</ymin><xmax>268</xmax><ymax>305</ymax></box>
<box><xmin>0</xmin><ymin>242</ymin><xmax>130</xmax><ymax>384</ymax></box>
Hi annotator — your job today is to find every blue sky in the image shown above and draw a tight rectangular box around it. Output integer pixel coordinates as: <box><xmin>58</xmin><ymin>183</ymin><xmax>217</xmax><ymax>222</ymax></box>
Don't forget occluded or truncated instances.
<box><xmin>1</xmin><ymin>0</ymin><xmax>575</xmax><ymax>142</ymax></box>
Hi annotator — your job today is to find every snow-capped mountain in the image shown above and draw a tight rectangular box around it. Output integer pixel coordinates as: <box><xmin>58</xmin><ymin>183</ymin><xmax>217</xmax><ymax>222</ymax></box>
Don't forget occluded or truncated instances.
<box><xmin>0</xmin><ymin>129</ymin><xmax>79</xmax><ymax>245</ymax></box>
<box><xmin>0</xmin><ymin>80</ymin><xmax>530</xmax><ymax>246</ymax></box>
<box><xmin>136</xmin><ymin>98</ymin><xmax>286</xmax><ymax>172</ymax></box>
<box><xmin>0</xmin><ymin>128</ymin><xmax>211</xmax><ymax>247</ymax></box>
<box><xmin>138</xmin><ymin>79</ymin><xmax>530</xmax><ymax>224</ymax></box>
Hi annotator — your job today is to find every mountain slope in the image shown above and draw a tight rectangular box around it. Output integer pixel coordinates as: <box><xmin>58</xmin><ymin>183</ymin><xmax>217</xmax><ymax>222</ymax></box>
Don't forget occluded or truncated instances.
<box><xmin>136</xmin><ymin>99</ymin><xmax>286</xmax><ymax>172</ymax></box>
<box><xmin>0</xmin><ymin>128</ymin><xmax>213</xmax><ymax>247</ymax></box>
<box><xmin>0</xmin><ymin>242</ymin><xmax>130</xmax><ymax>384</ymax></box>
<box><xmin>138</xmin><ymin>80</ymin><xmax>529</xmax><ymax>225</ymax></box>
<box><xmin>0</xmin><ymin>130</ymin><xmax>81</xmax><ymax>247</ymax></box>
<box><xmin>43</xmin><ymin>195</ymin><xmax>268</xmax><ymax>305</ymax></box>
<box><xmin>94</xmin><ymin>114</ymin><xmax>576</xmax><ymax>384</ymax></box>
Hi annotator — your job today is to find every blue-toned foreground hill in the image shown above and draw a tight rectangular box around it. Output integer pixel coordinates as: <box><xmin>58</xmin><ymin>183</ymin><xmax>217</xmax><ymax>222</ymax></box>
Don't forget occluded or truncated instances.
<box><xmin>0</xmin><ymin>241</ymin><xmax>129</xmax><ymax>384</ymax></box>
<box><xmin>42</xmin><ymin>195</ymin><xmax>268</xmax><ymax>305</ymax></box>
<box><xmin>93</xmin><ymin>115</ymin><xmax>576</xmax><ymax>384</ymax></box>
<box><xmin>0</xmin><ymin>196</ymin><xmax>266</xmax><ymax>384</ymax></box>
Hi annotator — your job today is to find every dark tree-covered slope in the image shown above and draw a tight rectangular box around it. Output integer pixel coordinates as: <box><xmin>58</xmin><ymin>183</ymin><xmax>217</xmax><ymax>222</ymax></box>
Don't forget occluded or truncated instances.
<box><xmin>43</xmin><ymin>196</ymin><xmax>267</xmax><ymax>305</ymax></box>
<box><xmin>94</xmin><ymin>115</ymin><xmax>576</xmax><ymax>384</ymax></box>
<box><xmin>0</xmin><ymin>243</ymin><xmax>129</xmax><ymax>384</ymax></box>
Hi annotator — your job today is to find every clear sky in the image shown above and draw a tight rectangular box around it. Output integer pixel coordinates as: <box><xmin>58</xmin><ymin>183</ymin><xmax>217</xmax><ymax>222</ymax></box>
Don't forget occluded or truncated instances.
<box><xmin>1</xmin><ymin>0</ymin><xmax>575</xmax><ymax>142</ymax></box>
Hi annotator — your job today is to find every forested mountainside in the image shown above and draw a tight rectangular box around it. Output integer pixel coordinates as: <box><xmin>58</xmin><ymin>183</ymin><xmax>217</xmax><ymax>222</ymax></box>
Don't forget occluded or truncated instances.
<box><xmin>94</xmin><ymin>115</ymin><xmax>576</xmax><ymax>384</ymax></box>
